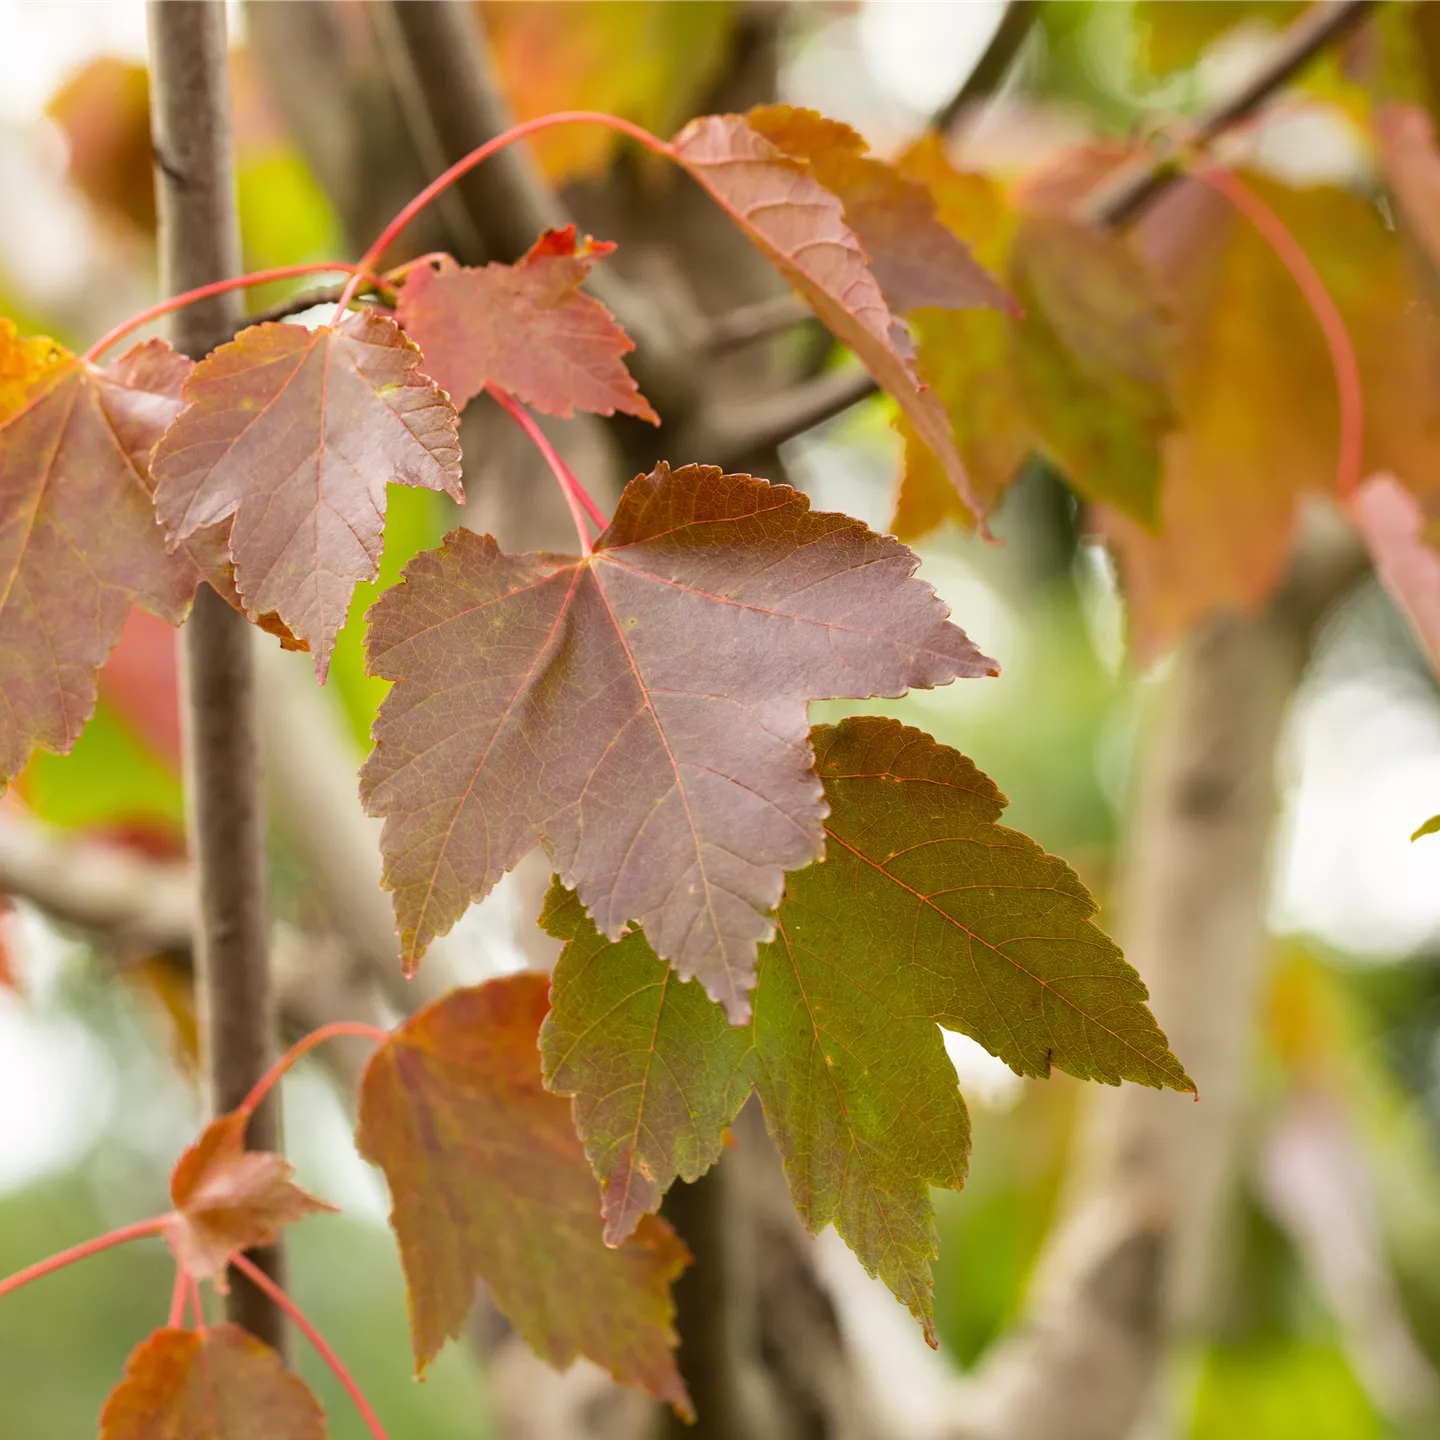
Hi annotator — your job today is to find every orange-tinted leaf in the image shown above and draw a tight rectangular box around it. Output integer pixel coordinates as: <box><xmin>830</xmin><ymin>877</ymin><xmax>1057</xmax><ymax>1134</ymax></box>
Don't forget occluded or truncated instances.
<box><xmin>151</xmin><ymin>313</ymin><xmax>463</xmax><ymax>680</ymax></box>
<box><xmin>100</xmin><ymin>1324</ymin><xmax>327</xmax><ymax>1440</ymax></box>
<box><xmin>362</xmin><ymin>463</ymin><xmax>994</xmax><ymax>1019</ymax></box>
<box><xmin>396</xmin><ymin>226</ymin><xmax>656</xmax><ymax>421</ymax></box>
<box><xmin>1102</xmin><ymin>176</ymin><xmax>1440</xmax><ymax>656</ymax></box>
<box><xmin>891</xmin><ymin>139</ymin><xmax>1034</xmax><ymax>537</ymax></box>
<box><xmin>0</xmin><ymin>325</ymin><xmax>201</xmax><ymax>791</ymax></box>
<box><xmin>355</xmin><ymin>973</ymin><xmax>691</xmax><ymax>1412</ymax></box>
<box><xmin>746</xmin><ymin>105</ymin><xmax>1012</xmax><ymax>315</ymax></box>
<box><xmin>671</xmin><ymin>114</ymin><xmax>985</xmax><ymax>521</ymax></box>
<box><xmin>165</xmin><ymin>1111</ymin><xmax>335</xmax><ymax>1286</ymax></box>
<box><xmin>1350</xmin><ymin>472</ymin><xmax>1440</xmax><ymax>675</ymax></box>
<box><xmin>481</xmin><ymin>1</ymin><xmax>733</xmax><ymax>183</ymax></box>
<box><xmin>47</xmin><ymin>57</ymin><xmax>155</xmax><ymax>232</ymax></box>
<box><xmin>1007</xmin><ymin>212</ymin><xmax>1176</xmax><ymax>525</ymax></box>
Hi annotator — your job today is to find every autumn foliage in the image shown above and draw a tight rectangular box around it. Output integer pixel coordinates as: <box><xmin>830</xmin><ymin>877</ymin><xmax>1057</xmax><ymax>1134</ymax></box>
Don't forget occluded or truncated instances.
<box><xmin>7</xmin><ymin>7</ymin><xmax>1440</xmax><ymax>1431</ymax></box>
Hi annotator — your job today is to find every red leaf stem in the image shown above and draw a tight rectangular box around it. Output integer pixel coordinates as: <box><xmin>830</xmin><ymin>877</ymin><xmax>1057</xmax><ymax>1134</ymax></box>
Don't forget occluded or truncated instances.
<box><xmin>1191</xmin><ymin>161</ymin><xmax>1363</xmax><ymax>499</ymax></box>
<box><xmin>488</xmin><ymin>383</ymin><xmax>603</xmax><ymax>552</ymax></box>
<box><xmin>234</xmin><ymin>1021</ymin><xmax>393</xmax><ymax>1122</ymax></box>
<box><xmin>83</xmin><ymin>262</ymin><xmax>392</xmax><ymax>363</ymax></box>
<box><xmin>168</xmin><ymin>1266</ymin><xmax>188</xmax><ymax>1330</ymax></box>
<box><xmin>229</xmin><ymin>1251</ymin><xmax>391</xmax><ymax>1440</ymax></box>
<box><xmin>0</xmin><ymin>1215</ymin><xmax>170</xmax><ymax>1302</ymax></box>
<box><xmin>339</xmin><ymin>110</ymin><xmax>675</xmax><ymax>314</ymax></box>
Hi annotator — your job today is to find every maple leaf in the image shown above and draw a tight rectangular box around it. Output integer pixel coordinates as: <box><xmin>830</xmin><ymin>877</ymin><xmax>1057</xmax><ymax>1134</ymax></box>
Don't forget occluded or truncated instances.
<box><xmin>362</xmin><ymin>462</ymin><xmax>995</xmax><ymax>1020</ymax></box>
<box><xmin>355</xmin><ymin>972</ymin><xmax>692</xmax><ymax>1413</ymax></box>
<box><xmin>1350</xmin><ymin>473</ymin><xmax>1440</xmax><ymax>677</ymax></box>
<box><xmin>164</xmin><ymin>1111</ymin><xmax>336</xmax><ymax>1286</ymax></box>
<box><xmin>542</xmin><ymin>717</ymin><xmax>1192</xmax><ymax>1338</ymax></box>
<box><xmin>151</xmin><ymin>312</ymin><xmax>463</xmax><ymax>679</ymax></box>
<box><xmin>1007</xmin><ymin>211</ymin><xmax>1176</xmax><ymax>526</ymax></box>
<box><xmin>0</xmin><ymin>324</ymin><xmax>203</xmax><ymax>791</ymax></box>
<box><xmin>745</xmin><ymin>105</ymin><xmax>1012</xmax><ymax>315</ymax></box>
<box><xmin>395</xmin><ymin>226</ymin><xmax>658</xmax><ymax>421</ymax></box>
<box><xmin>670</xmin><ymin>113</ymin><xmax>986</xmax><ymax>522</ymax></box>
<box><xmin>1101</xmin><ymin>174</ymin><xmax>1440</xmax><ymax>656</ymax></box>
<box><xmin>889</xmin><ymin>139</ymin><xmax>1035</xmax><ymax>538</ymax></box>
<box><xmin>99</xmin><ymin>1324</ymin><xmax>327</xmax><ymax>1440</ymax></box>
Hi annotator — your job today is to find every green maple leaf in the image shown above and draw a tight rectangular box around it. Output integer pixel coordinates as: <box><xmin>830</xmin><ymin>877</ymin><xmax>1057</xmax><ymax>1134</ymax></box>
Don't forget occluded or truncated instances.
<box><xmin>542</xmin><ymin>716</ymin><xmax>1193</xmax><ymax>1344</ymax></box>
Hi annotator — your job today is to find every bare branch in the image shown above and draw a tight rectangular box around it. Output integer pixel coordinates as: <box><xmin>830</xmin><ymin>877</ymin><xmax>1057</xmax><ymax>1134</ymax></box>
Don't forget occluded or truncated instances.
<box><xmin>1081</xmin><ymin>0</ymin><xmax>1378</xmax><ymax>227</ymax></box>
<box><xmin>932</xmin><ymin>0</ymin><xmax>1041</xmax><ymax>133</ymax></box>
<box><xmin>148</xmin><ymin>0</ymin><xmax>286</xmax><ymax>1351</ymax></box>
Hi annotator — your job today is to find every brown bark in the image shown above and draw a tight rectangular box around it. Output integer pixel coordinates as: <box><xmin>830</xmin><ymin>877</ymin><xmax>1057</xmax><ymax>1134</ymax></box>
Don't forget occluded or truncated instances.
<box><xmin>147</xmin><ymin>0</ymin><xmax>284</xmax><ymax>1354</ymax></box>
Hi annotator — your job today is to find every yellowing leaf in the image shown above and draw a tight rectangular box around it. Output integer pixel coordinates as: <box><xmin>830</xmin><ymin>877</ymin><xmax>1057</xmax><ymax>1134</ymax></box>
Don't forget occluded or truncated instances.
<box><xmin>543</xmin><ymin>718</ymin><xmax>1190</xmax><ymax>1340</ymax></box>
<box><xmin>355</xmin><ymin>972</ymin><xmax>691</xmax><ymax>1413</ymax></box>
<box><xmin>481</xmin><ymin>1</ymin><xmax>734</xmax><ymax>182</ymax></box>
<box><xmin>151</xmin><ymin>313</ymin><xmax>463</xmax><ymax>680</ymax></box>
<box><xmin>1102</xmin><ymin>175</ymin><xmax>1440</xmax><ymax>657</ymax></box>
<box><xmin>362</xmin><ymin>463</ymin><xmax>994</xmax><ymax>1020</ymax></box>
<box><xmin>0</xmin><ymin>325</ymin><xmax>202</xmax><ymax>790</ymax></box>
<box><xmin>164</xmin><ymin>1111</ymin><xmax>335</xmax><ymax>1286</ymax></box>
<box><xmin>99</xmin><ymin>1325</ymin><xmax>327</xmax><ymax>1440</ymax></box>
<box><xmin>1008</xmin><ymin>212</ymin><xmax>1177</xmax><ymax>526</ymax></box>
<box><xmin>671</xmin><ymin>114</ymin><xmax>986</xmax><ymax>521</ymax></box>
<box><xmin>396</xmin><ymin>226</ymin><xmax>656</xmax><ymax>420</ymax></box>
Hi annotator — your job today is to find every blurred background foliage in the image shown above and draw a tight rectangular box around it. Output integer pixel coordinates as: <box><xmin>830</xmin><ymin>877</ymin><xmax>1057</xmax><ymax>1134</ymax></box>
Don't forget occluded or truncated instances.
<box><xmin>1</xmin><ymin>2</ymin><xmax>1439</xmax><ymax>1437</ymax></box>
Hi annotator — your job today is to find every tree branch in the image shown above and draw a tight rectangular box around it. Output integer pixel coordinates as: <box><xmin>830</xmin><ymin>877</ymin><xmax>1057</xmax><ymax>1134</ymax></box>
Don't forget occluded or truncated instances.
<box><xmin>147</xmin><ymin>0</ymin><xmax>285</xmax><ymax>1353</ymax></box>
<box><xmin>703</xmin><ymin>0</ymin><xmax>1378</xmax><ymax>462</ymax></box>
<box><xmin>1080</xmin><ymin>0</ymin><xmax>1378</xmax><ymax>228</ymax></box>
<box><xmin>948</xmin><ymin>515</ymin><xmax>1371</xmax><ymax>1440</ymax></box>
<box><xmin>932</xmin><ymin>0</ymin><xmax>1041</xmax><ymax>133</ymax></box>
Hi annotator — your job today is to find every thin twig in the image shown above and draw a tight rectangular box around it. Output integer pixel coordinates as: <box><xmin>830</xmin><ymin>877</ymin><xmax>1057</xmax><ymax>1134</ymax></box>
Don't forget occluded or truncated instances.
<box><xmin>702</xmin><ymin>293</ymin><xmax>814</xmax><ymax>355</ymax></box>
<box><xmin>1081</xmin><ymin>0</ymin><xmax>1377</xmax><ymax>227</ymax></box>
<box><xmin>704</xmin><ymin>0</ymin><xmax>1378</xmax><ymax>463</ymax></box>
<box><xmin>147</xmin><ymin>0</ymin><xmax>285</xmax><ymax>1354</ymax></box>
<box><xmin>932</xmin><ymin>0</ymin><xmax>1041</xmax><ymax>133</ymax></box>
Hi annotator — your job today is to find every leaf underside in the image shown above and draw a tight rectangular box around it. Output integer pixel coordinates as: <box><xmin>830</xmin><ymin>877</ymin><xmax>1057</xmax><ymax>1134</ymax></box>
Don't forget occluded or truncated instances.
<box><xmin>670</xmin><ymin>112</ymin><xmax>986</xmax><ymax>522</ymax></box>
<box><xmin>542</xmin><ymin>716</ymin><xmax>1192</xmax><ymax>1341</ymax></box>
<box><xmin>355</xmin><ymin>972</ymin><xmax>692</xmax><ymax>1415</ymax></box>
<box><xmin>151</xmin><ymin>311</ymin><xmax>463</xmax><ymax>680</ymax></box>
<box><xmin>362</xmin><ymin>462</ymin><xmax>995</xmax><ymax>1020</ymax></box>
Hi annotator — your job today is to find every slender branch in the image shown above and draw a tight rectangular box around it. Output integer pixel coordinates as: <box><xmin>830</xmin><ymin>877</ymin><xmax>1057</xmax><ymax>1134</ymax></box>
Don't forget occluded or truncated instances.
<box><xmin>1192</xmin><ymin>163</ymin><xmax>1363</xmax><ymax>498</ymax></box>
<box><xmin>932</xmin><ymin>0</ymin><xmax>1041</xmax><ymax>133</ymax></box>
<box><xmin>705</xmin><ymin>0</ymin><xmax>1379</xmax><ymax>462</ymax></box>
<box><xmin>0</xmin><ymin>1216</ymin><xmax>170</xmax><ymax>1302</ymax></box>
<box><xmin>1080</xmin><ymin>0</ymin><xmax>1377</xmax><ymax>228</ymax></box>
<box><xmin>488</xmin><ymin>386</ymin><xmax>605</xmax><ymax>549</ymax></box>
<box><xmin>235</xmin><ymin>1020</ymin><xmax>392</xmax><ymax>1122</ymax></box>
<box><xmin>229</xmin><ymin>1252</ymin><xmax>391</xmax><ymax>1440</ymax></box>
<box><xmin>702</xmin><ymin>293</ymin><xmax>814</xmax><ymax>355</ymax></box>
<box><xmin>147</xmin><ymin>0</ymin><xmax>285</xmax><ymax>1354</ymax></box>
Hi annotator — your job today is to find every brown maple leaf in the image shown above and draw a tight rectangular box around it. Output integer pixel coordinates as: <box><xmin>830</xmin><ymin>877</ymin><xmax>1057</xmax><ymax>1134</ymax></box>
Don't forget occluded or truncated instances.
<box><xmin>356</xmin><ymin>972</ymin><xmax>692</xmax><ymax>1414</ymax></box>
<box><xmin>151</xmin><ymin>312</ymin><xmax>463</xmax><ymax>679</ymax></box>
<box><xmin>396</xmin><ymin>225</ymin><xmax>657</xmax><ymax>421</ymax></box>
<box><xmin>362</xmin><ymin>462</ymin><xmax>995</xmax><ymax>1020</ymax></box>
<box><xmin>100</xmin><ymin>1324</ymin><xmax>327</xmax><ymax>1440</ymax></box>
<box><xmin>164</xmin><ymin>1111</ymin><xmax>335</xmax><ymax>1287</ymax></box>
